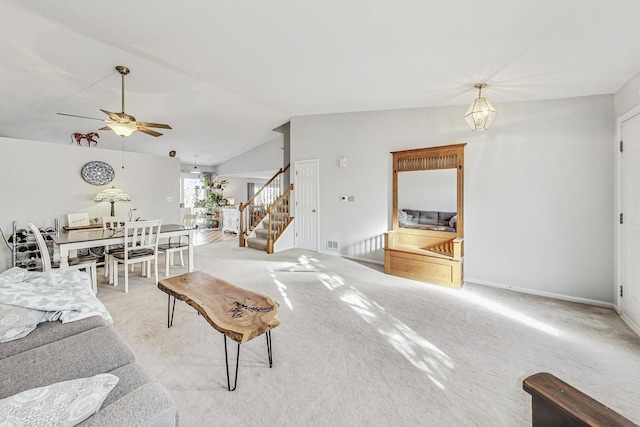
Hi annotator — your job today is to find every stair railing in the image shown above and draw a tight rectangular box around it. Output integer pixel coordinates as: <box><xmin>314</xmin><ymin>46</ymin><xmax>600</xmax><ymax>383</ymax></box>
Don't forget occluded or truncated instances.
<box><xmin>266</xmin><ymin>184</ymin><xmax>294</xmax><ymax>253</ymax></box>
<box><xmin>238</xmin><ymin>165</ymin><xmax>289</xmax><ymax>247</ymax></box>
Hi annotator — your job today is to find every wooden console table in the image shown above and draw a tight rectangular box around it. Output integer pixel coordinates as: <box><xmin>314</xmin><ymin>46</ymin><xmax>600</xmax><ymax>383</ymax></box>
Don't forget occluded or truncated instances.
<box><xmin>157</xmin><ymin>271</ymin><xmax>280</xmax><ymax>391</ymax></box>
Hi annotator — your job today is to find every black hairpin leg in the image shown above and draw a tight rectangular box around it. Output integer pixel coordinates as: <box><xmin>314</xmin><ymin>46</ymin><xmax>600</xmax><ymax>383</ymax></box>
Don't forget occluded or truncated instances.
<box><xmin>224</xmin><ymin>335</ymin><xmax>240</xmax><ymax>391</ymax></box>
<box><xmin>167</xmin><ymin>295</ymin><xmax>176</xmax><ymax>328</ymax></box>
<box><xmin>266</xmin><ymin>330</ymin><xmax>273</xmax><ymax>368</ymax></box>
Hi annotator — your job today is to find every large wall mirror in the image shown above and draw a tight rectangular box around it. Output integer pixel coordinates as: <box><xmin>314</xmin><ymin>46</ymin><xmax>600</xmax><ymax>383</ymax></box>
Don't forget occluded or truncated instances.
<box><xmin>397</xmin><ymin>169</ymin><xmax>458</xmax><ymax>233</ymax></box>
<box><xmin>392</xmin><ymin>143</ymin><xmax>465</xmax><ymax>238</ymax></box>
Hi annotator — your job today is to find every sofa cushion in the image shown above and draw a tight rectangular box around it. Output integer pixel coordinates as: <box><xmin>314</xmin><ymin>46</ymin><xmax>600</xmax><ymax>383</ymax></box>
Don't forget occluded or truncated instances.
<box><xmin>418</xmin><ymin>211</ymin><xmax>438</xmax><ymax>225</ymax></box>
<box><xmin>438</xmin><ymin>211</ymin><xmax>456</xmax><ymax>226</ymax></box>
<box><xmin>0</xmin><ymin>373</ymin><xmax>119</xmax><ymax>426</ymax></box>
<box><xmin>101</xmin><ymin>362</ymin><xmax>152</xmax><ymax>408</ymax></box>
<box><xmin>0</xmin><ymin>325</ymin><xmax>134</xmax><ymax>399</ymax></box>
<box><xmin>79</xmin><ymin>381</ymin><xmax>178</xmax><ymax>427</ymax></box>
<box><xmin>0</xmin><ymin>316</ymin><xmax>106</xmax><ymax>360</ymax></box>
<box><xmin>402</xmin><ymin>209</ymin><xmax>420</xmax><ymax>224</ymax></box>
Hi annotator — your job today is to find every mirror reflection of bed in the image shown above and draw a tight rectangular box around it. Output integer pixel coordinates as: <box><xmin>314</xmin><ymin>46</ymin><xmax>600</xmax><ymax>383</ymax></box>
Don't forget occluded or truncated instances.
<box><xmin>384</xmin><ymin>144</ymin><xmax>465</xmax><ymax>288</ymax></box>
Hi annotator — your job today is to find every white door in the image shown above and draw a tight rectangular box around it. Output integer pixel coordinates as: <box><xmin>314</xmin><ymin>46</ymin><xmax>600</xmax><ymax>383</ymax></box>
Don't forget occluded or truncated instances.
<box><xmin>621</xmin><ymin>113</ymin><xmax>640</xmax><ymax>331</ymax></box>
<box><xmin>295</xmin><ymin>159</ymin><xmax>319</xmax><ymax>251</ymax></box>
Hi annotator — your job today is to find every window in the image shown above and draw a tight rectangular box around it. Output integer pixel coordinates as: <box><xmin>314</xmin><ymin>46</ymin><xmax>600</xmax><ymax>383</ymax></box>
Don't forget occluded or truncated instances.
<box><xmin>182</xmin><ymin>178</ymin><xmax>201</xmax><ymax>208</ymax></box>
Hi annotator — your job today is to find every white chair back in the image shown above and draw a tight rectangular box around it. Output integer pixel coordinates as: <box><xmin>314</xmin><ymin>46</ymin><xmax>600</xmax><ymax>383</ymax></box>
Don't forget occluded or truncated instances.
<box><xmin>182</xmin><ymin>214</ymin><xmax>197</xmax><ymax>229</ymax></box>
<box><xmin>27</xmin><ymin>224</ymin><xmax>52</xmax><ymax>271</ymax></box>
<box><xmin>102</xmin><ymin>216</ymin><xmax>127</xmax><ymax>231</ymax></box>
<box><xmin>123</xmin><ymin>219</ymin><xmax>163</xmax><ymax>257</ymax></box>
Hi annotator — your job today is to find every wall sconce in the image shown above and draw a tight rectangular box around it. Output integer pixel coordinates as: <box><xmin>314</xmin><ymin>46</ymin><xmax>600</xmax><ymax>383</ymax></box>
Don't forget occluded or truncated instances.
<box><xmin>464</xmin><ymin>83</ymin><xmax>497</xmax><ymax>132</ymax></box>
<box><xmin>339</xmin><ymin>157</ymin><xmax>347</xmax><ymax>168</ymax></box>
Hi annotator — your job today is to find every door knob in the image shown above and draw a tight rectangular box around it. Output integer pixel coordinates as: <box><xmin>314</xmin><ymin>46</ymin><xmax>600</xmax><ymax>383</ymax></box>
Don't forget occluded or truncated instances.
<box><xmin>312</xmin><ymin>209</ymin><xmax>316</xmax><ymax>213</ymax></box>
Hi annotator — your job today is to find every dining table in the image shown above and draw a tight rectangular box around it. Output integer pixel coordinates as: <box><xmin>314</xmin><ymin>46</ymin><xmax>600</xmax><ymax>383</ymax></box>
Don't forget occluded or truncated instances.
<box><xmin>50</xmin><ymin>224</ymin><xmax>195</xmax><ymax>272</ymax></box>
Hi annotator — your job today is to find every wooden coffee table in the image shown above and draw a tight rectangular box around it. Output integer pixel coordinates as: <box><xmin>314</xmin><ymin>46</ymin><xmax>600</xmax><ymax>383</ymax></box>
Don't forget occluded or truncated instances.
<box><xmin>157</xmin><ymin>271</ymin><xmax>281</xmax><ymax>391</ymax></box>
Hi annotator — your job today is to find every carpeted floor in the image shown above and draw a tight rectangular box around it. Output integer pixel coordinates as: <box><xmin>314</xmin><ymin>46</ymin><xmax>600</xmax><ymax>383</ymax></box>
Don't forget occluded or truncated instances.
<box><xmin>96</xmin><ymin>240</ymin><xmax>640</xmax><ymax>426</ymax></box>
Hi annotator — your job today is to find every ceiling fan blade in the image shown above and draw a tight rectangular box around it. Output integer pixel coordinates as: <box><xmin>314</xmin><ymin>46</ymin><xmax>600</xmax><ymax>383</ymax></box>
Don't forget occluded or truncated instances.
<box><xmin>100</xmin><ymin>109</ymin><xmax>125</xmax><ymax>122</ymax></box>
<box><xmin>98</xmin><ymin>126</ymin><xmax>111</xmax><ymax>131</ymax></box>
<box><xmin>138</xmin><ymin>127</ymin><xmax>163</xmax><ymax>137</ymax></box>
<box><xmin>136</xmin><ymin>121</ymin><xmax>172</xmax><ymax>129</ymax></box>
<box><xmin>57</xmin><ymin>112</ymin><xmax>107</xmax><ymax>122</ymax></box>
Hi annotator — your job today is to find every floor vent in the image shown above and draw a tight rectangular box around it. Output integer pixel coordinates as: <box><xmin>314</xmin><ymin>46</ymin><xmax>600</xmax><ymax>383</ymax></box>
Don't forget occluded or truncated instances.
<box><xmin>327</xmin><ymin>240</ymin><xmax>339</xmax><ymax>250</ymax></box>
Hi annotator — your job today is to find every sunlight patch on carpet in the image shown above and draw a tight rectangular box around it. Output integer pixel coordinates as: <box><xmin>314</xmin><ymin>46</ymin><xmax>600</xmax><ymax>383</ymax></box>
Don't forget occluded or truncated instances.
<box><xmin>460</xmin><ymin>291</ymin><xmax>560</xmax><ymax>336</ymax></box>
<box><xmin>340</xmin><ymin>287</ymin><xmax>453</xmax><ymax>389</ymax></box>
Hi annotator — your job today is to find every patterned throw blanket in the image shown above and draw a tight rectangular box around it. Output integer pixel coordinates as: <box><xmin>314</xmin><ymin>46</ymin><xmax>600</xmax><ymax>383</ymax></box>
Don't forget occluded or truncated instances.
<box><xmin>0</xmin><ymin>267</ymin><xmax>112</xmax><ymax>324</ymax></box>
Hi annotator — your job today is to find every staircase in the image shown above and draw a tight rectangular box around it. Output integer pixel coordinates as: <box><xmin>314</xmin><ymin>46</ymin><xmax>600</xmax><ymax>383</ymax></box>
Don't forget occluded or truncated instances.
<box><xmin>239</xmin><ymin>166</ymin><xmax>294</xmax><ymax>254</ymax></box>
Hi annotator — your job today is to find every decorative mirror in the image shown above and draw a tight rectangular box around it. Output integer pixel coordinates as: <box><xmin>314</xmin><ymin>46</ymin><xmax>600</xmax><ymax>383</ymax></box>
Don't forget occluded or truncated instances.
<box><xmin>392</xmin><ymin>144</ymin><xmax>464</xmax><ymax>237</ymax></box>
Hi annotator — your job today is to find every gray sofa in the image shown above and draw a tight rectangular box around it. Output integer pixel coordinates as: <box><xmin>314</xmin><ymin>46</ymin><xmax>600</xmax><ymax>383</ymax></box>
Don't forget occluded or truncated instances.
<box><xmin>400</xmin><ymin>208</ymin><xmax>457</xmax><ymax>232</ymax></box>
<box><xmin>0</xmin><ymin>315</ymin><xmax>178</xmax><ymax>426</ymax></box>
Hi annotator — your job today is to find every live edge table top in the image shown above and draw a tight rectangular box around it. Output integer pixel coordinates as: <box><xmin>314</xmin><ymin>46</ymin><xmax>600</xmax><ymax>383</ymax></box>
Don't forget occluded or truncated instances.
<box><xmin>157</xmin><ymin>271</ymin><xmax>280</xmax><ymax>344</ymax></box>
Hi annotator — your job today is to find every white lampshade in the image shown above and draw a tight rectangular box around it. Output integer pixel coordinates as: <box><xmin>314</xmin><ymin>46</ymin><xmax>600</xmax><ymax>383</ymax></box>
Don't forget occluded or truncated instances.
<box><xmin>107</xmin><ymin>122</ymin><xmax>137</xmax><ymax>137</ymax></box>
<box><xmin>94</xmin><ymin>186</ymin><xmax>131</xmax><ymax>216</ymax></box>
<box><xmin>464</xmin><ymin>84</ymin><xmax>497</xmax><ymax>132</ymax></box>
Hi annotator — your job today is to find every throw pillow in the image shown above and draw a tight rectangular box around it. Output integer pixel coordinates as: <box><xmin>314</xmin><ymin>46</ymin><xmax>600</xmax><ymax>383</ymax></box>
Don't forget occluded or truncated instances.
<box><xmin>0</xmin><ymin>303</ymin><xmax>46</xmax><ymax>343</ymax></box>
<box><xmin>398</xmin><ymin>210</ymin><xmax>409</xmax><ymax>224</ymax></box>
<box><xmin>449</xmin><ymin>215</ymin><xmax>458</xmax><ymax>229</ymax></box>
<box><xmin>0</xmin><ymin>373</ymin><xmax>119</xmax><ymax>427</ymax></box>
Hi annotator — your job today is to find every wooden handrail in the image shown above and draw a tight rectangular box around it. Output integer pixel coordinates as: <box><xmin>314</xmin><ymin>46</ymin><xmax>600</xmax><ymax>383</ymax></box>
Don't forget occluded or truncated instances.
<box><xmin>523</xmin><ymin>372</ymin><xmax>637</xmax><ymax>427</ymax></box>
<box><xmin>267</xmin><ymin>184</ymin><xmax>293</xmax><ymax>215</ymax></box>
<box><xmin>238</xmin><ymin>165</ymin><xmax>291</xmax><ymax>247</ymax></box>
<box><xmin>239</xmin><ymin>167</ymin><xmax>283</xmax><ymax>212</ymax></box>
<box><xmin>266</xmin><ymin>184</ymin><xmax>294</xmax><ymax>253</ymax></box>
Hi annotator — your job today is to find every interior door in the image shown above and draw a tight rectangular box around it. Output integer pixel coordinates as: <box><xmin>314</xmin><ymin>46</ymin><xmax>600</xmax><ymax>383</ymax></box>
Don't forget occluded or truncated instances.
<box><xmin>621</xmin><ymin>113</ymin><xmax>640</xmax><ymax>331</ymax></box>
<box><xmin>295</xmin><ymin>159</ymin><xmax>319</xmax><ymax>251</ymax></box>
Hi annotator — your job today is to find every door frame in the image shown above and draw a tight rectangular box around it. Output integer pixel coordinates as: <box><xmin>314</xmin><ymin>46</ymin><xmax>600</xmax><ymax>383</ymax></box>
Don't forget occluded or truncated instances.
<box><xmin>616</xmin><ymin>105</ymin><xmax>640</xmax><ymax>324</ymax></box>
<box><xmin>294</xmin><ymin>158</ymin><xmax>320</xmax><ymax>252</ymax></box>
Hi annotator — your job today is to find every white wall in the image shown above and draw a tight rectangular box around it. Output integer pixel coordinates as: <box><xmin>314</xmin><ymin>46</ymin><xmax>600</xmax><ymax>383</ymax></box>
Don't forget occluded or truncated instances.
<box><xmin>0</xmin><ymin>137</ymin><xmax>181</xmax><ymax>271</ymax></box>
<box><xmin>214</xmin><ymin>135</ymin><xmax>283</xmax><ymax>177</ymax></box>
<box><xmin>290</xmin><ymin>95</ymin><xmax>615</xmax><ymax>303</ymax></box>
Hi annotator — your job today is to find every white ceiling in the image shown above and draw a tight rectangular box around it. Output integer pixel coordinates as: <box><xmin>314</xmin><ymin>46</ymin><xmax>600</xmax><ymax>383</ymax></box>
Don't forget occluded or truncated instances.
<box><xmin>2</xmin><ymin>1</ymin><xmax>640</xmax><ymax>166</ymax></box>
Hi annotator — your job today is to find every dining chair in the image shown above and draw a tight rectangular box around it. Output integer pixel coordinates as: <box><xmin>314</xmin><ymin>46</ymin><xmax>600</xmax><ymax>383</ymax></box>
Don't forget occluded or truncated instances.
<box><xmin>27</xmin><ymin>223</ymin><xmax>98</xmax><ymax>293</ymax></box>
<box><xmin>110</xmin><ymin>219</ymin><xmax>162</xmax><ymax>293</ymax></box>
<box><xmin>101</xmin><ymin>216</ymin><xmax>127</xmax><ymax>282</ymax></box>
<box><xmin>158</xmin><ymin>214</ymin><xmax>196</xmax><ymax>277</ymax></box>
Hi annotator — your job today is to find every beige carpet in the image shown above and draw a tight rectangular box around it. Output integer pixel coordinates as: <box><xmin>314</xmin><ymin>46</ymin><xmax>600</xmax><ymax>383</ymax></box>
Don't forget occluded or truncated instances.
<box><xmin>96</xmin><ymin>241</ymin><xmax>640</xmax><ymax>426</ymax></box>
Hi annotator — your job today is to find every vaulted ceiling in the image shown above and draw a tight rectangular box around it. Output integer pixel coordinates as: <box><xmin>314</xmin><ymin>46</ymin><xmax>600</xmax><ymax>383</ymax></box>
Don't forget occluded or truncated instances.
<box><xmin>2</xmin><ymin>1</ymin><xmax>640</xmax><ymax>166</ymax></box>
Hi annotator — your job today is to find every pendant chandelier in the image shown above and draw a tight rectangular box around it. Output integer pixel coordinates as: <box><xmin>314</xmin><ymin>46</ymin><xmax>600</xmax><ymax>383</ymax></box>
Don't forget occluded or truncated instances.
<box><xmin>464</xmin><ymin>83</ymin><xmax>497</xmax><ymax>132</ymax></box>
<box><xmin>191</xmin><ymin>155</ymin><xmax>201</xmax><ymax>174</ymax></box>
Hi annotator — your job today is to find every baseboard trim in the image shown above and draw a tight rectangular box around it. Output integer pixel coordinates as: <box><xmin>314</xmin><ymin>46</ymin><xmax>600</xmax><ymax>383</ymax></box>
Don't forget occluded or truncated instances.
<box><xmin>621</xmin><ymin>313</ymin><xmax>640</xmax><ymax>338</ymax></box>
<box><xmin>342</xmin><ymin>254</ymin><xmax>384</xmax><ymax>266</ymax></box>
<box><xmin>464</xmin><ymin>277</ymin><xmax>615</xmax><ymax>309</ymax></box>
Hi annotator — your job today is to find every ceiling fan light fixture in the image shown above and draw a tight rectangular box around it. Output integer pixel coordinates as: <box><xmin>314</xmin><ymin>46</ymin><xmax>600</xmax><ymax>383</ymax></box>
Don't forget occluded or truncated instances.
<box><xmin>464</xmin><ymin>83</ymin><xmax>497</xmax><ymax>132</ymax></box>
<box><xmin>107</xmin><ymin>122</ymin><xmax>137</xmax><ymax>137</ymax></box>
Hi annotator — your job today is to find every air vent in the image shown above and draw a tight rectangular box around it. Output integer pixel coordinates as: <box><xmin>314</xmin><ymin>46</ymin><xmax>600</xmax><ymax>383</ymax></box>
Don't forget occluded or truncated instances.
<box><xmin>327</xmin><ymin>240</ymin><xmax>339</xmax><ymax>250</ymax></box>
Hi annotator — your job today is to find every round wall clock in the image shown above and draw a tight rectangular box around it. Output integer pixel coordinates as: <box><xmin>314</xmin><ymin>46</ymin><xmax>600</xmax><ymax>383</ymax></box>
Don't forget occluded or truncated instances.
<box><xmin>81</xmin><ymin>161</ymin><xmax>115</xmax><ymax>185</ymax></box>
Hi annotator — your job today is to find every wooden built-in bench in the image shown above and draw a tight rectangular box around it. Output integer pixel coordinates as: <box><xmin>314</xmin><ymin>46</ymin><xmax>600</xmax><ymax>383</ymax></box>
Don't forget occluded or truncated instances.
<box><xmin>384</xmin><ymin>230</ymin><xmax>464</xmax><ymax>288</ymax></box>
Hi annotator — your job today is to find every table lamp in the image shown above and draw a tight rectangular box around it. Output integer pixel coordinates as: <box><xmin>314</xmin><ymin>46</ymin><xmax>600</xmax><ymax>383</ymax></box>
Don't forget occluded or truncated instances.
<box><xmin>94</xmin><ymin>186</ymin><xmax>131</xmax><ymax>216</ymax></box>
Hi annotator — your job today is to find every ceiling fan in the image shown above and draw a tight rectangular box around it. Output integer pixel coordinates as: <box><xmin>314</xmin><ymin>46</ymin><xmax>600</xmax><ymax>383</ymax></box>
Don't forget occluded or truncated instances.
<box><xmin>58</xmin><ymin>65</ymin><xmax>172</xmax><ymax>137</ymax></box>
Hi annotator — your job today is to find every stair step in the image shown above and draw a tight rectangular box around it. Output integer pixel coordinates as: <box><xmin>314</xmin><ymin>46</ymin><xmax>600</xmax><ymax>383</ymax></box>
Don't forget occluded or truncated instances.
<box><xmin>247</xmin><ymin>237</ymin><xmax>268</xmax><ymax>251</ymax></box>
<box><xmin>255</xmin><ymin>228</ymin><xmax>269</xmax><ymax>239</ymax></box>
